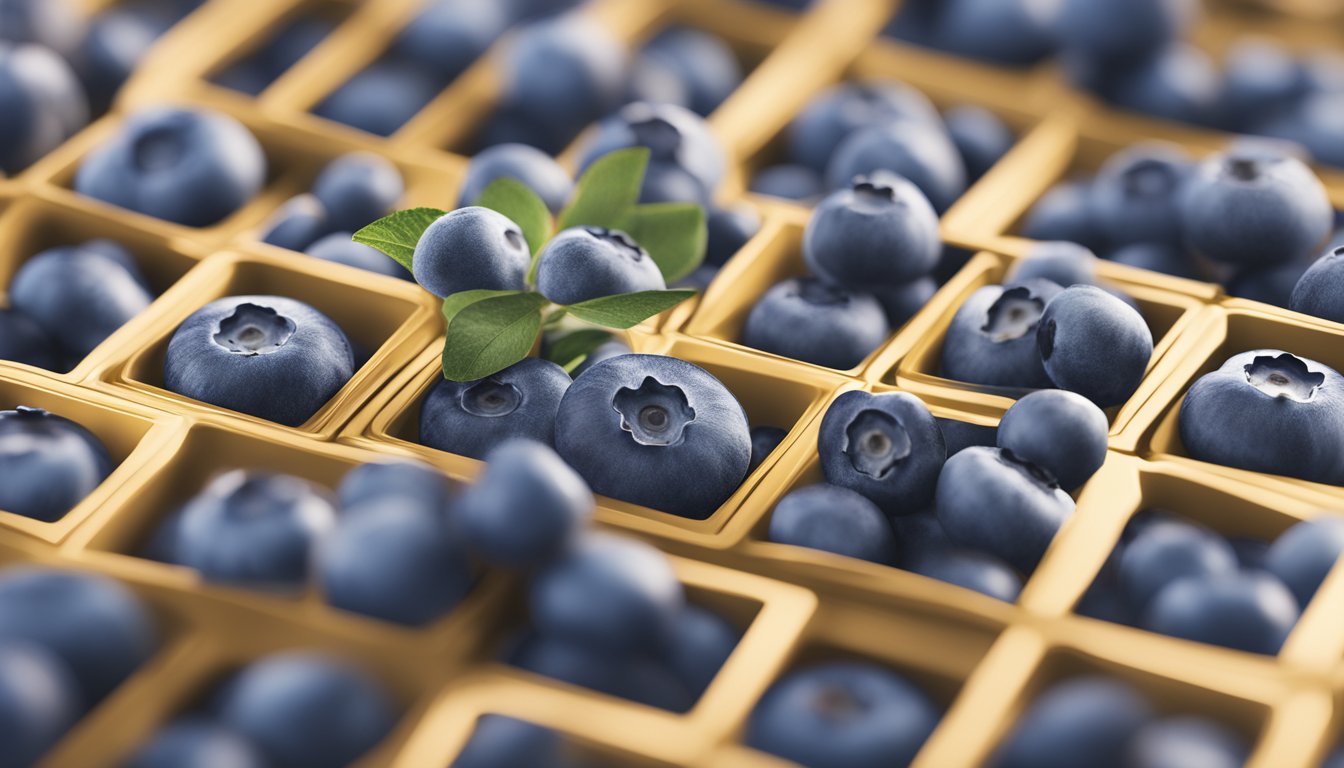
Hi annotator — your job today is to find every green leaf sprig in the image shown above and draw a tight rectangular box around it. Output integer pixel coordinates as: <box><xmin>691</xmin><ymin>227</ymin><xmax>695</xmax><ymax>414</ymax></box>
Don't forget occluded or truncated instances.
<box><xmin>354</xmin><ymin>148</ymin><xmax>706</xmax><ymax>381</ymax></box>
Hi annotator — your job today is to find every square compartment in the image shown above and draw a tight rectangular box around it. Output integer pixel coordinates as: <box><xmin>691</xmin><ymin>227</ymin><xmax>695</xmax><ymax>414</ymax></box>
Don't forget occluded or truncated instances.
<box><xmin>207</xmin><ymin>1</ymin><xmax>353</xmax><ymax>98</ymax></box>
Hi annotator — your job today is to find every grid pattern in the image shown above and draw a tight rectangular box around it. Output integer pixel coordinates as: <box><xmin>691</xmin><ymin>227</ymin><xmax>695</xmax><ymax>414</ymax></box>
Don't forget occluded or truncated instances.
<box><xmin>1</xmin><ymin>0</ymin><xmax>1343</xmax><ymax>765</ymax></box>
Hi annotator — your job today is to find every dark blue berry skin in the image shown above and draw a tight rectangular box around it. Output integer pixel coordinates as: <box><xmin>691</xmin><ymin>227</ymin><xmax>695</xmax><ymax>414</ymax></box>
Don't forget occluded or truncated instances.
<box><xmin>705</xmin><ymin>204</ymin><xmax>760</xmax><ymax>268</ymax></box>
<box><xmin>1088</xmin><ymin>144</ymin><xmax>1190</xmax><ymax>248</ymax></box>
<box><xmin>876</xmin><ymin>277</ymin><xmax>937</xmax><ymax>329</ymax></box>
<box><xmin>0</xmin><ymin>43</ymin><xmax>88</xmax><ymax>173</ymax></box>
<box><xmin>306</xmin><ymin>232</ymin><xmax>410</xmax><ymax>279</ymax></box>
<box><xmin>788</xmin><ymin>81</ymin><xmax>942</xmax><ymax>172</ymax></box>
<box><xmin>640</xmin><ymin>27</ymin><xmax>742</xmax><ymax>116</ymax></box>
<box><xmin>456</xmin><ymin>439</ymin><xmax>593</xmax><ymax>567</ymax></box>
<box><xmin>1181</xmin><ymin>350</ymin><xmax>1344</xmax><ymax>485</ymax></box>
<box><xmin>819</xmin><ymin>390</ymin><xmax>946</xmax><ymax>516</ymax></box>
<box><xmin>165</xmin><ymin>296</ymin><xmax>354</xmax><ymax>427</ymax></box>
<box><xmin>663</xmin><ymin>605</ymin><xmax>738</xmax><ymax>698</ymax></box>
<box><xmin>262</xmin><ymin>195</ymin><xmax>328</xmax><ymax>252</ymax></box>
<box><xmin>579</xmin><ymin>102</ymin><xmax>725</xmax><ymax>205</ymax></box>
<box><xmin>1260</xmin><ymin>92</ymin><xmax>1344</xmax><ymax>169</ymax></box>
<box><xmin>338</xmin><ymin>459</ymin><xmax>452</xmax><ymax>511</ymax></box>
<box><xmin>127</xmin><ymin>717</ymin><xmax>268</xmax><ymax>768</ymax></box>
<box><xmin>997</xmin><ymin>390</ymin><xmax>1108</xmax><ymax>490</ymax></box>
<box><xmin>509</xmin><ymin>633</ymin><xmax>695</xmax><ymax>712</ymax></box>
<box><xmin>936</xmin><ymin>447</ymin><xmax>1074</xmax><ymax>573</ymax></box>
<box><xmin>804</xmin><ymin>172</ymin><xmax>941</xmax><ymax>289</ymax></box>
<box><xmin>1290</xmin><ymin>246</ymin><xmax>1344</xmax><ymax>323</ymax></box>
<box><xmin>0</xmin><ymin>567</ymin><xmax>156</xmax><ymax>705</ymax></box>
<box><xmin>457</xmin><ymin>142</ymin><xmax>573</xmax><ymax>212</ymax></box>
<box><xmin>1101</xmin><ymin>44</ymin><xmax>1221</xmax><ymax>126</ymax></box>
<box><xmin>1217</xmin><ymin>38</ymin><xmax>1307</xmax><ymax>132</ymax></box>
<box><xmin>944</xmin><ymin>105</ymin><xmax>1014</xmax><ymax>180</ymax></box>
<box><xmin>746</xmin><ymin>662</ymin><xmax>939</xmax><ymax>768</ymax></box>
<box><xmin>313</xmin><ymin>59</ymin><xmax>439</xmax><ymax>137</ymax></box>
<box><xmin>502</xmin><ymin>17</ymin><xmax>627</xmax><ymax>148</ymax></box>
<box><xmin>1007</xmin><ymin>241</ymin><xmax>1097</xmax><ymax>288</ymax></box>
<box><xmin>1227</xmin><ymin>260</ymin><xmax>1310</xmax><ymax>309</ymax></box>
<box><xmin>0</xmin><ymin>309</ymin><xmax>58</xmax><ymax>369</ymax></box>
<box><xmin>311</xmin><ymin>152</ymin><xmax>403</xmax><ymax>233</ymax></box>
<box><xmin>0</xmin><ymin>0</ymin><xmax>86</xmax><ymax>58</ymax></box>
<box><xmin>1143</xmin><ymin>571</ymin><xmax>1298</xmax><ymax>655</ymax></box>
<box><xmin>10</xmin><ymin>240</ymin><xmax>153</xmax><ymax>359</ymax></box>
<box><xmin>0</xmin><ymin>407</ymin><xmax>113</xmax><ymax>523</ymax></box>
<box><xmin>919</xmin><ymin>0</ymin><xmax>1056</xmax><ymax>67</ymax></box>
<box><xmin>826</xmin><ymin>121</ymin><xmax>967</xmax><ymax>212</ymax></box>
<box><xmin>941</xmin><ymin>279</ymin><xmax>1062</xmax><ymax>389</ymax></box>
<box><xmin>535</xmin><ymin>227</ymin><xmax>666</xmax><ymax>305</ymax></box>
<box><xmin>768</xmin><ymin>484</ymin><xmax>899</xmax><ymax>565</ymax></box>
<box><xmin>1037</xmin><ymin>285</ymin><xmax>1153</xmax><ymax>407</ymax></box>
<box><xmin>216</xmin><ymin>653</ymin><xmax>398</xmax><ymax>768</ymax></box>
<box><xmin>1107</xmin><ymin>242</ymin><xmax>1201</xmax><ymax>280</ymax></box>
<box><xmin>909</xmin><ymin>549</ymin><xmax>1023</xmax><ymax>602</ymax></box>
<box><xmin>1125</xmin><ymin>716</ymin><xmax>1249</xmax><ymax>768</ymax></box>
<box><xmin>994</xmin><ymin>677</ymin><xmax>1154</xmax><ymax>768</ymax></box>
<box><xmin>391</xmin><ymin>0</ymin><xmax>509</xmax><ymax>84</ymax></box>
<box><xmin>1022</xmin><ymin>181</ymin><xmax>1104</xmax><ymax>250</ymax></box>
<box><xmin>742</xmin><ymin>277</ymin><xmax>890</xmax><ymax>370</ymax></box>
<box><xmin>555</xmin><ymin>354</ymin><xmax>750</xmax><ymax>519</ymax></box>
<box><xmin>530</xmin><ymin>532</ymin><xmax>684</xmax><ymax>655</ymax></box>
<box><xmin>173</xmin><ymin>470</ymin><xmax>337</xmax><ymax>589</ymax></box>
<box><xmin>76</xmin><ymin>108</ymin><xmax>265</xmax><ymax>227</ymax></box>
<box><xmin>1181</xmin><ymin>149</ymin><xmax>1333</xmax><ymax>267</ymax></box>
<box><xmin>750</xmin><ymin>164</ymin><xmax>824</xmax><ymax>202</ymax></box>
<box><xmin>1265</xmin><ymin>517</ymin><xmax>1344</xmax><ymax>608</ymax></box>
<box><xmin>749</xmin><ymin>426</ymin><xmax>788</xmax><ymax>473</ymax></box>
<box><xmin>412</xmin><ymin>207</ymin><xmax>531</xmax><ymax>298</ymax></box>
<box><xmin>936</xmin><ymin>418</ymin><xmax>997</xmax><ymax>457</ymax></box>
<box><xmin>1229</xmin><ymin>536</ymin><xmax>1269</xmax><ymax>570</ymax></box>
<box><xmin>1117</xmin><ymin>519</ymin><xmax>1237</xmax><ymax>611</ymax></box>
<box><xmin>1053</xmin><ymin>0</ymin><xmax>1196</xmax><ymax>60</ymax></box>
<box><xmin>452</xmin><ymin>716</ymin><xmax>564</xmax><ymax>768</ymax></box>
<box><xmin>891</xmin><ymin>508</ymin><xmax>953</xmax><ymax>565</ymax></box>
<box><xmin>1327</xmin><ymin>748</ymin><xmax>1344</xmax><ymax>768</ymax></box>
<box><xmin>213</xmin><ymin>16</ymin><xmax>333</xmax><ymax>94</ymax></box>
<box><xmin>0</xmin><ymin>642</ymin><xmax>78</xmax><ymax>768</ymax></box>
<box><xmin>420</xmin><ymin>358</ymin><xmax>571</xmax><ymax>460</ymax></box>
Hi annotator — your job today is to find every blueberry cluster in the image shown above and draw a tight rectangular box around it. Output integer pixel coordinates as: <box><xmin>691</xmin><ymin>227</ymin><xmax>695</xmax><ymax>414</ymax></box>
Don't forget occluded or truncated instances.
<box><xmin>770</xmin><ymin>388</ymin><xmax>1108</xmax><ymax>602</ymax></box>
<box><xmin>0</xmin><ymin>406</ymin><xmax>113</xmax><ymax>522</ymax></box>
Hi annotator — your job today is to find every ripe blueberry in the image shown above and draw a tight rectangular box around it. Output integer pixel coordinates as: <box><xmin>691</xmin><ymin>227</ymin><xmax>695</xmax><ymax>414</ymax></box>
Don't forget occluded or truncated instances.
<box><xmin>1143</xmin><ymin>571</ymin><xmax>1298</xmax><ymax>655</ymax></box>
<box><xmin>457</xmin><ymin>142</ymin><xmax>573</xmax><ymax>212</ymax></box>
<box><xmin>997</xmin><ymin>389</ymin><xmax>1109</xmax><ymax>490</ymax></box>
<box><xmin>0</xmin><ymin>642</ymin><xmax>78</xmax><ymax>767</ymax></box>
<box><xmin>311</xmin><ymin>152</ymin><xmax>404</xmax><ymax>234</ymax></box>
<box><xmin>411</xmin><ymin>207</ymin><xmax>531</xmax><ymax>298</ymax></box>
<box><xmin>1264</xmin><ymin>517</ymin><xmax>1344</xmax><ymax>608</ymax></box>
<box><xmin>742</xmin><ymin>277</ymin><xmax>890</xmax><ymax>370</ymax></box>
<box><xmin>1037</xmin><ymin>285</ymin><xmax>1153</xmax><ymax>407</ymax></box>
<box><xmin>534</xmin><ymin>227</ymin><xmax>665</xmax><ymax>306</ymax></box>
<box><xmin>419</xmin><ymin>357</ymin><xmax>571</xmax><ymax>460</ymax></box>
<box><xmin>819</xmin><ymin>390</ymin><xmax>945</xmax><ymax>515</ymax></box>
<box><xmin>803</xmin><ymin>172</ymin><xmax>941</xmax><ymax>289</ymax></box>
<box><xmin>767</xmin><ymin>483</ymin><xmax>899</xmax><ymax>565</ymax></box>
<box><xmin>941</xmin><ymin>278</ymin><xmax>1061</xmax><ymax>389</ymax></box>
<box><xmin>127</xmin><ymin>718</ymin><xmax>267</xmax><ymax>768</ymax></box>
<box><xmin>995</xmin><ymin>676</ymin><xmax>1154</xmax><ymax>768</ymax></box>
<box><xmin>0</xmin><ymin>406</ymin><xmax>113</xmax><ymax>522</ymax></box>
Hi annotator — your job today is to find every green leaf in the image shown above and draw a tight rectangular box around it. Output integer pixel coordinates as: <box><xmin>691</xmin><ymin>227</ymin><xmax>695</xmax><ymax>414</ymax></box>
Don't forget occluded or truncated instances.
<box><xmin>557</xmin><ymin>147</ymin><xmax>650</xmax><ymax>231</ymax></box>
<box><xmin>618</xmin><ymin>203</ymin><xmax>707</xmax><ymax>283</ymax></box>
<box><xmin>565</xmin><ymin>289</ymin><xmax>696</xmax><ymax>329</ymax></box>
<box><xmin>352</xmin><ymin>207</ymin><xmax>446</xmax><ymax>271</ymax></box>
<box><xmin>476</xmin><ymin>178</ymin><xmax>551</xmax><ymax>256</ymax></box>
<box><xmin>440</xmin><ymin>292</ymin><xmax>548</xmax><ymax>381</ymax></box>
<box><xmin>545</xmin><ymin>329</ymin><xmax>614</xmax><ymax>372</ymax></box>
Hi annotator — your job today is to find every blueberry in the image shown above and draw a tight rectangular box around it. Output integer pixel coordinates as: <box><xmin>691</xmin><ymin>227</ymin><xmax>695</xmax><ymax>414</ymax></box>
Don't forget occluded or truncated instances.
<box><xmin>892</xmin><ymin>508</ymin><xmax>954</xmax><ymax>566</ymax></box>
<box><xmin>746</xmin><ymin>661</ymin><xmax>939</xmax><ymax>768</ymax></box>
<box><xmin>1087</xmin><ymin>143</ymin><xmax>1190</xmax><ymax>248</ymax></box>
<box><xmin>216</xmin><ymin>652</ymin><xmax>398</xmax><ymax>768</ymax></box>
<box><xmin>512</xmin><ymin>632</ymin><xmax>694</xmax><ymax>711</ymax></box>
<box><xmin>1218</xmin><ymin>37</ymin><xmax>1307</xmax><ymax>132</ymax></box>
<box><xmin>1006</xmin><ymin>241</ymin><xmax>1097</xmax><ymax>288</ymax></box>
<box><xmin>1037</xmin><ymin>285</ymin><xmax>1152</xmax><ymax>407</ymax></box>
<box><xmin>452</xmin><ymin>715</ymin><xmax>564</xmax><ymax>768</ymax></box>
<box><xmin>1264</xmin><ymin>517</ymin><xmax>1344</xmax><ymax>608</ymax></box>
<box><xmin>995</xmin><ymin>676</ymin><xmax>1153</xmax><ymax>768</ymax></box>
<box><xmin>941</xmin><ymin>279</ymin><xmax>1062</xmax><ymax>389</ymax></box>
<box><xmin>923</xmin><ymin>0</ymin><xmax>1056</xmax><ymax>67</ymax></box>
<box><xmin>1143</xmin><ymin>571</ymin><xmax>1298</xmax><ymax>654</ymax></box>
<box><xmin>935</xmin><ymin>447</ymin><xmax>1074</xmax><ymax>573</ymax></box>
<box><xmin>313</xmin><ymin>59</ymin><xmax>440</xmax><ymax>137</ymax></box>
<box><xmin>944</xmin><ymin>105</ymin><xmax>1014</xmax><ymax>180</ymax></box>
<box><xmin>1116</xmin><ymin>518</ymin><xmax>1237</xmax><ymax>611</ymax></box>
<box><xmin>662</xmin><ymin>604</ymin><xmax>738</xmax><ymax>698</ymax></box>
<box><xmin>500</xmin><ymin>16</ymin><xmax>626</xmax><ymax>144</ymax></box>
<box><xmin>555</xmin><ymin>354</ymin><xmax>750</xmax><ymax>519</ymax></box>
<box><xmin>626</xmin><ymin>53</ymin><xmax>690</xmax><ymax>110</ymax></box>
<box><xmin>876</xmin><ymin>277</ymin><xmax>937</xmax><ymax>328</ymax></box>
<box><xmin>705</xmin><ymin>203</ymin><xmax>760</xmax><ymax>268</ymax></box>
<box><xmin>639</xmin><ymin>27</ymin><xmax>742</xmax><ymax>116</ymax></box>
<box><xmin>788</xmin><ymin>82</ymin><xmax>942</xmax><ymax>172</ymax></box>
<box><xmin>0</xmin><ymin>406</ymin><xmax>113</xmax><ymax>523</ymax></box>
<box><xmin>0</xmin><ymin>642</ymin><xmax>78</xmax><ymax>768</ymax></box>
<box><xmin>411</xmin><ymin>207</ymin><xmax>531</xmax><ymax>298</ymax></box>
<box><xmin>1290</xmin><ymin>246</ymin><xmax>1344</xmax><ymax>322</ymax></box>
<box><xmin>767</xmin><ymin>483</ymin><xmax>899</xmax><ymax>565</ymax></box>
<box><xmin>1181</xmin><ymin>148</ymin><xmax>1333</xmax><ymax>267</ymax></box>
<box><xmin>535</xmin><ymin>227</ymin><xmax>666</xmax><ymax>305</ymax></box>
<box><xmin>530</xmin><ymin>531</ymin><xmax>683</xmax><ymax>654</ymax></box>
<box><xmin>76</xmin><ymin>108</ymin><xmax>266</xmax><ymax>227</ymax></box>
<box><xmin>1021</xmin><ymin>181</ymin><xmax>1103</xmax><ymax>249</ymax></box>
<box><xmin>392</xmin><ymin>0</ymin><xmax>509</xmax><ymax>83</ymax></box>
<box><xmin>1228</xmin><ymin>536</ymin><xmax>1270</xmax><ymax>571</ymax></box>
<box><xmin>127</xmin><ymin>717</ymin><xmax>268</xmax><ymax>768</ymax></box>
<box><xmin>337</xmin><ymin>459</ymin><xmax>453</xmax><ymax>512</ymax></box>
<box><xmin>306</xmin><ymin>232</ymin><xmax>410</xmax><ymax>280</ymax></box>
<box><xmin>1106</xmin><ymin>242</ymin><xmax>1201</xmax><ymax>280</ymax></box>
<box><xmin>908</xmin><ymin>549</ymin><xmax>1023</xmax><ymax>602</ymax></box>
<box><xmin>1100</xmin><ymin>44</ymin><xmax>1220</xmax><ymax>125</ymax></box>
<box><xmin>749</xmin><ymin>425</ymin><xmax>787</xmax><ymax>473</ymax></box>
<box><xmin>420</xmin><ymin>358</ymin><xmax>571</xmax><ymax>460</ymax></box>
<box><xmin>456</xmin><ymin>438</ymin><xmax>593</xmax><ymax>567</ymax></box>
<box><xmin>0</xmin><ymin>0</ymin><xmax>87</xmax><ymax>57</ymax></box>
<box><xmin>318</xmin><ymin>497</ymin><xmax>470</xmax><ymax>626</ymax></box>
<box><xmin>0</xmin><ymin>309</ymin><xmax>58</xmax><ymax>369</ymax></box>
<box><xmin>173</xmin><ymin>470</ymin><xmax>336</xmax><ymax>588</ymax></box>
<box><xmin>1259</xmin><ymin>92</ymin><xmax>1344</xmax><ymax>168</ymax></box>
<box><xmin>997</xmin><ymin>390</ymin><xmax>1108</xmax><ymax>490</ymax></box>
<box><xmin>212</xmin><ymin>16</ymin><xmax>333</xmax><ymax>94</ymax></box>
<box><xmin>261</xmin><ymin>195</ymin><xmax>328</xmax><ymax>252</ymax></box>
<box><xmin>1125</xmin><ymin>716</ymin><xmax>1249</xmax><ymax>768</ymax></box>
<box><xmin>1180</xmin><ymin>350</ymin><xmax>1344</xmax><ymax>484</ymax></box>
<box><xmin>74</xmin><ymin>9</ymin><xmax>162</xmax><ymax>113</ymax></box>
<box><xmin>742</xmin><ymin>277</ymin><xmax>890</xmax><ymax>370</ymax></box>
<box><xmin>1053</xmin><ymin>0</ymin><xmax>1197</xmax><ymax>61</ymax></box>
<box><xmin>310</xmin><ymin>152</ymin><xmax>403</xmax><ymax>233</ymax></box>
<box><xmin>818</xmin><ymin>390</ymin><xmax>945</xmax><ymax>515</ymax></box>
<box><xmin>825</xmin><ymin>121</ymin><xmax>967</xmax><ymax>212</ymax></box>
<box><xmin>0</xmin><ymin>43</ymin><xmax>87</xmax><ymax>173</ymax></box>
<box><xmin>1227</xmin><ymin>260</ymin><xmax>1311</xmax><ymax>309</ymax></box>
<box><xmin>164</xmin><ymin>296</ymin><xmax>354</xmax><ymax>427</ymax></box>
<box><xmin>936</xmin><ymin>417</ymin><xmax>998</xmax><ymax>457</ymax></box>
<box><xmin>804</xmin><ymin>172</ymin><xmax>940</xmax><ymax>289</ymax></box>
<box><xmin>750</xmin><ymin>164</ymin><xmax>824</xmax><ymax>202</ymax></box>
<box><xmin>579</xmin><ymin>102</ymin><xmax>725</xmax><ymax>205</ymax></box>
<box><xmin>0</xmin><ymin>567</ymin><xmax>155</xmax><ymax>704</ymax></box>
<box><xmin>457</xmin><ymin>142</ymin><xmax>573</xmax><ymax>212</ymax></box>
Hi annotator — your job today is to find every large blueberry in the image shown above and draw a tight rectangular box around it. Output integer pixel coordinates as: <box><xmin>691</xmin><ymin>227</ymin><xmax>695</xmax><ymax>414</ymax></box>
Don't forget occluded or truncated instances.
<box><xmin>216</xmin><ymin>652</ymin><xmax>398</xmax><ymax>768</ymax></box>
<box><xmin>313</xmin><ymin>59</ymin><xmax>439</xmax><ymax>137</ymax></box>
<box><xmin>935</xmin><ymin>447</ymin><xmax>1074</xmax><ymax>573</ymax></box>
<box><xmin>452</xmin><ymin>715</ymin><xmax>564</xmax><ymax>768</ymax></box>
<box><xmin>1264</xmin><ymin>517</ymin><xmax>1344</xmax><ymax>608</ymax></box>
<box><xmin>0</xmin><ymin>406</ymin><xmax>113</xmax><ymax>522</ymax></box>
<box><xmin>0</xmin><ymin>42</ymin><xmax>88</xmax><ymax>174</ymax></box>
<box><xmin>127</xmin><ymin>717</ymin><xmax>268</xmax><ymax>768</ymax></box>
<box><xmin>554</xmin><ymin>354</ymin><xmax>751</xmax><ymax>519</ymax></box>
<box><xmin>75</xmin><ymin>8</ymin><xmax>165</xmax><ymax>113</ymax></box>
<box><xmin>535</xmin><ymin>227</ymin><xmax>666</xmax><ymax>305</ymax></box>
<box><xmin>306</xmin><ymin>232</ymin><xmax>410</xmax><ymax>279</ymax></box>
<box><xmin>579</xmin><ymin>102</ymin><xmax>725</xmax><ymax>205</ymax></box>
<box><xmin>457</xmin><ymin>142</ymin><xmax>573</xmax><ymax>212</ymax></box>
<box><xmin>75</xmin><ymin>108</ymin><xmax>266</xmax><ymax>227</ymax></box>
<box><xmin>411</xmin><ymin>207</ymin><xmax>531</xmax><ymax>298</ymax></box>
<box><xmin>742</xmin><ymin>277</ymin><xmax>890</xmax><ymax>370</ymax></box>
<box><xmin>995</xmin><ymin>676</ymin><xmax>1154</xmax><ymax>768</ymax></box>
<box><xmin>1143</xmin><ymin>571</ymin><xmax>1299</xmax><ymax>654</ymax></box>
<box><xmin>338</xmin><ymin>459</ymin><xmax>452</xmax><ymax>511</ymax></box>
<box><xmin>997</xmin><ymin>389</ymin><xmax>1108</xmax><ymax>490</ymax></box>
<box><xmin>1006</xmin><ymin>241</ymin><xmax>1097</xmax><ymax>288</ymax></box>
<box><xmin>0</xmin><ymin>309</ymin><xmax>58</xmax><ymax>369</ymax></box>
<box><xmin>941</xmin><ymin>279</ymin><xmax>1061</xmax><ymax>389</ymax></box>
<box><xmin>818</xmin><ymin>390</ymin><xmax>945</xmax><ymax>515</ymax></box>
<box><xmin>639</xmin><ymin>27</ymin><xmax>742</xmax><ymax>116</ymax></box>
<box><xmin>0</xmin><ymin>0</ymin><xmax>87</xmax><ymax>57</ymax></box>
<box><xmin>1180</xmin><ymin>350</ymin><xmax>1344</xmax><ymax>484</ymax></box>
<box><xmin>419</xmin><ymin>357</ymin><xmax>571</xmax><ymax>460</ymax></box>
<box><xmin>788</xmin><ymin>81</ymin><xmax>942</xmax><ymax>172</ymax></box>
<box><xmin>456</xmin><ymin>438</ymin><xmax>593</xmax><ymax>567</ymax></box>
<box><xmin>746</xmin><ymin>662</ymin><xmax>939</xmax><ymax>768</ymax></box>
<box><xmin>908</xmin><ymin>549</ymin><xmax>1023</xmax><ymax>602</ymax></box>
<box><xmin>164</xmin><ymin>295</ymin><xmax>355</xmax><ymax>427</ymax></box>
<box><xmin>825</xmin><ymin>120</ymin><xmax>967</xmax><ymax>212</ymax></box>
<box><xmin>921</xmin><ymin>0</ymin><xmax>1056</xmax><ymax>66</ymax></box>
<box><xmin>768</xmin><ymin>483</ymin><xmax>899</xmax><ymax>565</ymax></box>
<box><xmin>944</xmin><ymin>104</ymin><xmax>1014</xmax><ymax>180</ymax></box>
<box><xmin>1217</xmin><ymin>37</ymin><xmax>1308</xmax><ymax>131</ymax></box>
<box><xmin>1290</xmin><ymin>246</ymin><xmax>1344</xmax><ymax>323</ymax></box>
<box><xmin>803</xmin><ymin>172</ymin><xmax>940</xmax><ymax>289</ymax></box>
<box><xmin>501</xmin><ymin>17</ymin><xmax>627</xmax><ymax>146</ymax></box>
<box><xmin>662</xmin><ymin>605</ymin><xmax>738</xmax><ymax>698</ymax></box>
<box><xmin>311</xmin><ymin>152</ymin><xmax>403</xmax><ymax>233</ymax></box>
<box><xmin>1037</xmin><ymin>285</ymin><xmax>1153</xmax><ymax>407</ymax></box>
<box><xmin>1116</xmin><ymin>518</ymin><xmax>1238</xmax><ymax>611</ymax></box>
<box><xmin>391</xmin><ymin>0</ymin><xmax>509</xmax><ymax>83</ymax></box>
<box><xmin>1125</xmin><ymin>716</ymin><xmax>1250</xmax><ymax>768</ymax></box>
<box><xmin>1087</xmin><ymin>143</ymin><xmax>1190</xmax><ymax>247</ymax></box>
<box><xmin>0</xmin><ymin>642</ymin><xmax>78</xmax><ymax>768</ymax></box>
